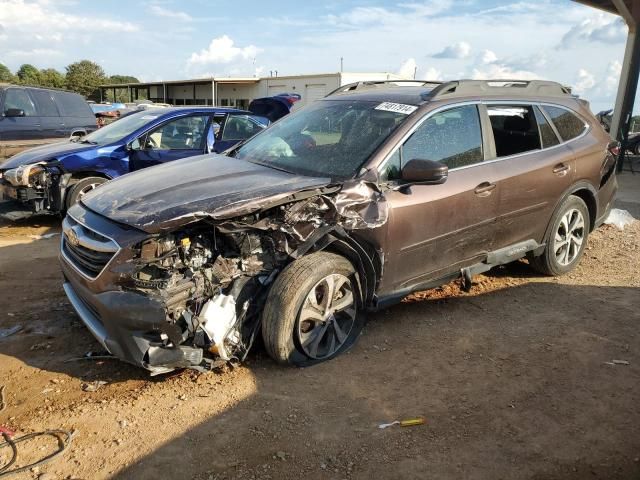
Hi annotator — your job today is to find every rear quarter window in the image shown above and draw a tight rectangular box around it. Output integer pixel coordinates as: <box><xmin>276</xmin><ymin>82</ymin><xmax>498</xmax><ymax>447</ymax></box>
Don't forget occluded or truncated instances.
<box><xmin>53</xmin><ymin>92</ymin><xmax>93</xmax><ymax>118</ymax></box>
<box><xmin>543</xmin><ymin>106</ymin><xmax>587</xmax><ymax>142</ymax></box>
<box><xmin>30</xmin><ymin>89</ymin><xmax>60</xmax><ymax>117</ymax></box>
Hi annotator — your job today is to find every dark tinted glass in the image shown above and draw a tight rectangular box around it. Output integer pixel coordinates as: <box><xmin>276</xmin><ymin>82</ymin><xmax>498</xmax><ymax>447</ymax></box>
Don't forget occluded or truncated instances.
<box><xmin>534</xmin><ymin>106</ymin><xmax>560</xmax><ymax>148</ymax></box>
<box><xmin>54</xmin><ymin>92</ymin><xmax>92</xmax><ymax>117</ymax></box>
<box><xmin>3</xmin><ymin>88</ymin><xmax>37</xmax><ymax>116</ymax></box>
<box><xmin>402</xmin><ymin>105</ymin><xmax>483</xmax><ymax>169</ymax></box>
<box><xmin>543</xmin><ymin>106</ymin><xmax>586</xmax><ymax>141</ymax></box>
<box><xmin>487</xmin><ymin>105</ymin><xmax>541</xmax><ymax>157</ymax></box>
<box><xmin>221</xmin><ymin>115</ymin><xmax>264</xmax><ymax>141</ymax></box>
<box><xmin>30</xmin><ymin>89</ymin><xmax>60</xmax><ymax>117</ymax></box>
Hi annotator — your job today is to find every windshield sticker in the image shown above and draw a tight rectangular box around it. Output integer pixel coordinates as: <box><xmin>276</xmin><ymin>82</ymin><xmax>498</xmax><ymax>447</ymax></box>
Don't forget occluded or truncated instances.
<box><xmin>141</xmin><ymin>115</ymin><xmax>159</xmax><ymax>120</ymax></box>
<box><xmin>374</xmin><ymin>102</ymin><xmax>417</xmax><ymax>115</ymax></box>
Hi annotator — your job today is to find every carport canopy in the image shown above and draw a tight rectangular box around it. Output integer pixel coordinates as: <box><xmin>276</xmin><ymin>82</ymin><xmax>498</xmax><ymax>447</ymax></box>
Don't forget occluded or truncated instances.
<box><xmin>573</xmin><ymin>0</ymin><xmax>640</xmax><ymax>165</ymax></box>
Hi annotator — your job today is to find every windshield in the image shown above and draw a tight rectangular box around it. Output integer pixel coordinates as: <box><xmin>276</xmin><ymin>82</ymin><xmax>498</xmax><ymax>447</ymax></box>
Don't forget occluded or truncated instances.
<box><xmin>235</xmin><ymin>100</ymin><xmax>410</xmax><ymax>178</ymax></box>
<box><xmin>82</xmin><ymin>110</ymin><xmax>162</xmax><ymax>145</ymax></box>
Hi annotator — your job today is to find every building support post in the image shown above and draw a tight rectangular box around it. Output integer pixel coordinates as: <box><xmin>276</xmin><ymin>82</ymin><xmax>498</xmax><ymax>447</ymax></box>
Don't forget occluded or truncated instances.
<box><xmin>211</xmin><ymin>80</ymin><xmax>216</xmax><ymax>106</ymax></box>
<box><xmin>163</xmin><ymin>83</ymin><xmax>167</xmax><ymax>103</ymax></box>
<box><xmin>610</xmin><ymin>0</ymin><xmax>640</xmax><ymax>171</ymax></box>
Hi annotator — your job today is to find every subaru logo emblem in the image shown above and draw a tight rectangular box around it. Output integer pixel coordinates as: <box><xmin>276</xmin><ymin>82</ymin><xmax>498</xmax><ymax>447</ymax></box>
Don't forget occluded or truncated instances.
<box><xmin>66</xmin><ymin>228</ymin><xmax>80</xmax><ymax>247</ymax></box>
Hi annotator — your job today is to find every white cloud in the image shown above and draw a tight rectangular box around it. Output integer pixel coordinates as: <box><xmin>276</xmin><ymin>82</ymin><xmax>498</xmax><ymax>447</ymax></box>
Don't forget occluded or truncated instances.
<box><xmin>604</xmin><ymin>60</ymin><xmax>622</xmax><ymax>94</ymax></box>
<box><xmin>471</xmin><ymin>63</ymin><xmax>540</xmax><ymax>81</ymax></box>
<box><xmin>188</xmin><ymin>35</ymin><xmax>261</xmax><ymax>65</ymax></box>
<box><xmin>423</xmin><ymin>66</ymin><xmax>442</xmax><ymax>81</ymax></box>
<box><xmin>6</xmin><ymin>48</ymin><xmax>62</xmax><ymax>57</ymax></box>
<box><xmin>560</xmin><ymin>15</ymin><xmax>626</xmax><ymax>47</ymax></box>
<box><xmin>481</xmin><ymin>50</ymin><xmax>498</xmax><ymax>64</ymax></box>
<box><xmin>397</xmin><ymin>58</ymin><xmax>417</xmax><ymax>79</ymax></box>
<box><xmin>150</xmin><ymin>5</ymin><xmax>192</xmax><ymax>22</ymax></box>
<box><xmin>573</xmin><ymin>68</ymin><xmax>596</xmax><ymax>94</ymax></box>
<box><xmin>0</xmin><ymin>0</ymin><xmax>138</xmax><ymax>33</ymax></box>
<box><xmin>433</xmin><ymin>41</ymin><xmax>471</xmax><ymax>59</ymax></box>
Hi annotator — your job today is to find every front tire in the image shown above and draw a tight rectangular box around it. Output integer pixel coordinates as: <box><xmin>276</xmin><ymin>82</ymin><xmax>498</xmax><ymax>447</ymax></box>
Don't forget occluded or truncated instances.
<box><xmin>530</xmin><ymin>195</ymin><xmax>590</xmax><ymax>276</ymax></box>
<box><xmin>261</xmin><ymin>252</ymin><xmax>364</xmax><ymax>366</ymax></box>
<box><xmin>65</xmin><ymin>176</ymin><xmax>107</xmax><ymax>209</ymax></box>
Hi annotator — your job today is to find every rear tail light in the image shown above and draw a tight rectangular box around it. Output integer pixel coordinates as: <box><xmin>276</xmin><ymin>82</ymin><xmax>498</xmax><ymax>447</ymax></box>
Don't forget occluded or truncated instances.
<box><xmin>608</xmin><ymin>141</ymin><xmax>621</xmax><ymax>156</ymax></box>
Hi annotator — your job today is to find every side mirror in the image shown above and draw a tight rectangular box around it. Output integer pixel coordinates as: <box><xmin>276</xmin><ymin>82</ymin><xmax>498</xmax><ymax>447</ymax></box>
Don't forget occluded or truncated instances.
<box><xmin>4</xmin><ymin>108</ymin><xmax>25</xmax><ymax>118</ymax></box>
<box><xmin>401</xmin><ymin>158</ymin><xmax>448</xmax><ymax>185</ymax></box>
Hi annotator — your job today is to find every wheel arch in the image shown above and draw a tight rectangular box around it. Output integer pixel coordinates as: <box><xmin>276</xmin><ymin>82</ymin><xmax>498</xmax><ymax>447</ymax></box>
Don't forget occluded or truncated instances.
<box><xmin>535</xmin><ymin>181</ymin><xmax>598</xmax><ymax>258</ymax></box>
<box><xmin>290</xmin><ymin>226</ymin><xmax>381</xmax><ymax>309</ymax></box>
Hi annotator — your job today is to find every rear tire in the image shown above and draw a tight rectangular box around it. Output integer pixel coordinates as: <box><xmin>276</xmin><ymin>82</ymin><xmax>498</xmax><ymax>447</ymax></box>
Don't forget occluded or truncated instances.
<box><xmin>261</xmin><ymin>252</ymin><xmax>364</xmax><ymax>366</ymax></box>
<box><xmin>65</xmin><ymin>176</ymin><xmax>107</xmax><ymax>209</ymax></box>
<box><xmin>530</xmin><ymin>195</ymin><xmax>590</xmax><ymax>276</ymax></box>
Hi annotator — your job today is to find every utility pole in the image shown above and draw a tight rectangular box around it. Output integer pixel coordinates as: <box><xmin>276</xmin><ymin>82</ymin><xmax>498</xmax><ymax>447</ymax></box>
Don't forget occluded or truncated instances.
<box><xmin>340</xmin><ymin>57</ymin><xmax>344</xmax><ymax>73</ymax></box>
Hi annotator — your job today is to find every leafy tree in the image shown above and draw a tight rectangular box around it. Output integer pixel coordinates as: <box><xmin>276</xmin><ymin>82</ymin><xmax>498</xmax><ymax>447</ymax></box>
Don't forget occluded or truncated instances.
<box><xmin>107</xmin><ymin>75</ymin><xmax>139</xmax><ymax>102</ymax></box>
<box><xmin>16</xmin><ymin>64</ymin><xmax>41</xmax><ymax>86</ymax></box>
<box><xmin>108</xmin><ymin>75</ymin><xmax>139</xmax><ymax>84</ymax></box>
<box><xmin>39</xmin><ymin>68</ymin><xmax>66</xmax><ymax>89</ymax></box>
<box><xmin>0</xmin><ymin>63</ymin><xmax>16</xmax><ymax>83</ymax></box>
<box><xmin>65</xmin><ymin>60</ymin><xmax>106</xmax><ymax>100</ymax></box>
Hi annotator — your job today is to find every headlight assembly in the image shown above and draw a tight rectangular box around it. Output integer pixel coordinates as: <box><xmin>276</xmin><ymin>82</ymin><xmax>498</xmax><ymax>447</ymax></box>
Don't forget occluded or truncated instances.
<box><xmin>4</xmin><ymin>163</ymin><xmax>48</xmax><ymax>187</ymax></box>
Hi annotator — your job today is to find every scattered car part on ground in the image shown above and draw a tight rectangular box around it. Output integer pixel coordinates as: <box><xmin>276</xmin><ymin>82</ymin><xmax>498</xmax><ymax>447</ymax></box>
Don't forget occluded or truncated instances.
<box><xmin>59</xmin><ymin>79</ymin><xmax>618</xmax><ymax>374</ymax></box>
<box><xmin>0</xmin><ymin>96</ymin><xmax>298</xmax><ymax>219</ymax></box>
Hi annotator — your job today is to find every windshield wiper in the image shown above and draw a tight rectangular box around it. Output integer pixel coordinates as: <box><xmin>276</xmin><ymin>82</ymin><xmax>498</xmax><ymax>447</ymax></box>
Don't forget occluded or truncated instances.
<box><xmin>79</xmin><ymin>139</ymin><xmax>97</xmax><ymax>145</ymax></box>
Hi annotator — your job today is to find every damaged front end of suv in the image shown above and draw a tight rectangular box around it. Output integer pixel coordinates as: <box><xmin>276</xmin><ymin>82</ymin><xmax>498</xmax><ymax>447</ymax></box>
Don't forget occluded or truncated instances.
<box><xmin>60</xmin><ymin>157</ymin><xmax>385</xmax><ymax>374</ymax></box>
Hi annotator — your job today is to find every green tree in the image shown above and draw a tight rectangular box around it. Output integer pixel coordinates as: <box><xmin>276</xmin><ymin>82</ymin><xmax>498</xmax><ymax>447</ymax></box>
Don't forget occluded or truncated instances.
<box><xmin>0</xmin><ymin>63</ymin><xmax>16</xmax><ymax>83</ymax></box>
<box><xmin>65</xmin><ymin>60</ymin><xmax>106</xmax><ymax>100</ymax></box>
<box><xmin>39</xmin><ymin>68</ymin><xmax>66</xmax><ymax>89</ymax></box>
<box><xmin>16</xmin><ymin>64</ymin><xmax>41</xmax><ymax>86</ymax></box>
<box><xmin>107</xmin><ymin>74</ymin><xmax>139</xmax><ymax>102</ymax></box>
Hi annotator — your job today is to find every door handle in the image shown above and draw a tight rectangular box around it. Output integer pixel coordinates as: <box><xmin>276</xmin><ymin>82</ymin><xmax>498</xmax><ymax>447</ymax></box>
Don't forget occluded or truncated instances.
<box><xmin>553</xmin><ymin>163</ymin><xmax>570</xmax><ymax>176</ymax></box>
<box><xmin>474</xmin><ymin>182</ymin><xmax>496</xmax><ymax>197</ymax></box>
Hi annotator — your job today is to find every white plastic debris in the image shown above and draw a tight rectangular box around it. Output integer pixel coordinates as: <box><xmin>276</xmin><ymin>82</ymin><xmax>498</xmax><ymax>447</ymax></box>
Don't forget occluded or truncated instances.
<box><xmin>200</xmin><ymin>293</ymin><xmax>239</xmax><ymax>360</ymax></box>
<box><xmin>604</xmin><ymin>209</ymin><xmax>636</xmax><ymax>230</ymax></box>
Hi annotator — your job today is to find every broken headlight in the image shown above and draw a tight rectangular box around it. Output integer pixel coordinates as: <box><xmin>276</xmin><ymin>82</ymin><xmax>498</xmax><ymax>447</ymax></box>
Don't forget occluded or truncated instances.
<box><xmin>4</xmin><ymin>164</ymin><xmax>49</xmax><ymax>188</ymax></box>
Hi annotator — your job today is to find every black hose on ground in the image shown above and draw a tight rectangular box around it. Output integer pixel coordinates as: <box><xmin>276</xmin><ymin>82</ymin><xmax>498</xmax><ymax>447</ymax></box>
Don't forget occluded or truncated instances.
<box><xmin>0</xmin><ymin>384</ymin><xmax>74</xmax><ymax>477</ymax></box>
<box><xmin>0</xmin><ymin>430</ymin><xmax>73</xmax><ymax>478</ymax></box>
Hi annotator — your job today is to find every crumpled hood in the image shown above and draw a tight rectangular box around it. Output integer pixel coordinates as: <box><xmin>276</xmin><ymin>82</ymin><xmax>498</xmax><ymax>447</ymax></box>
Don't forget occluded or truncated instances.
<box><xmin>81</xmin><ymin>154</ymin><xmax>332</xmax><ymax>233</ymax></box>
<box><xmin>1</xmin><ymin>141</ymin><xmax>96</xmax><ymax>169</ymax></box>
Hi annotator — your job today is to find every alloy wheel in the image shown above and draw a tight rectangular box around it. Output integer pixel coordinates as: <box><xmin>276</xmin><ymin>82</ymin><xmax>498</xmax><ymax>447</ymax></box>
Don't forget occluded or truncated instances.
<box><xmin>553</xmin><ymin>208</ymin><xmax>585</xmax><ymax>266</ymax></box>
<box><xmin>296</xmin><ymin>273</ymin><xmax>356</xmax><ymax>359</ymax></box>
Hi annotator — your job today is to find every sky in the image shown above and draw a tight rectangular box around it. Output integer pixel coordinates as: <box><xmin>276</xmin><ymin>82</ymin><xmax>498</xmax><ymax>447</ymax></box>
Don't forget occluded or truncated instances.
<box><xmin>0</xmin><ymin>0</ymin><xmax>628</xmax><ymax>112</ymax></box>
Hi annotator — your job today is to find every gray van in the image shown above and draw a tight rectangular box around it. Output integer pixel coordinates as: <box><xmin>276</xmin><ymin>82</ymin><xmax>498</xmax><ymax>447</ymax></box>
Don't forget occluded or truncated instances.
<box><xmin>0</xmin><ymin>85</ymin><xmax>97</xmax><ymax>142</ymax></box>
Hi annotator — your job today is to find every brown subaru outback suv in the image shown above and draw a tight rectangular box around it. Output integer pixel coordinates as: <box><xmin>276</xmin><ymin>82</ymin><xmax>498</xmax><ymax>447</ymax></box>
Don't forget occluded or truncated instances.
<box><xmin>59</xmin><ymin>80</ymin><xmax>618</xmax><ymax>374</ymax></box>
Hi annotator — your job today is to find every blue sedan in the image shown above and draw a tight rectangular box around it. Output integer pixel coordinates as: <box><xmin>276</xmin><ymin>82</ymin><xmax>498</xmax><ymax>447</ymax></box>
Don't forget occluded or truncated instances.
<box><xmin>0</xmin><ymin>95</ymin><xmax>299</xmax><ymax>219</ymax></box>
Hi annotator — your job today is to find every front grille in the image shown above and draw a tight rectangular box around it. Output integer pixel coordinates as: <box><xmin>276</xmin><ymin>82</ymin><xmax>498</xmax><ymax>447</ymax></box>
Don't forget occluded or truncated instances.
<box><xmin>62</xmin><ymin>215</ymin><xmax>119</xmax><ymax>279</ymax></box>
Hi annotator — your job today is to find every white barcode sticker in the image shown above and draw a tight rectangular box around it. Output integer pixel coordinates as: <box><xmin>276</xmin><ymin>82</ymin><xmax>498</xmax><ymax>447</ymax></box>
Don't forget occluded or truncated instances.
<box><xmin>374</xmin><ymin>102</ymin><xmax>418</xmax><ymax>115</ymax></box>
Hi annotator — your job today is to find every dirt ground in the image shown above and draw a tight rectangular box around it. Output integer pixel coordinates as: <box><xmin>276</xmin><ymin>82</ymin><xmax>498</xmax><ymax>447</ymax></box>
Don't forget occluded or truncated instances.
<box><xmin>0</xmin><ymin>214</ymin><xmax>639</xmax><ymax>480</ymax></box>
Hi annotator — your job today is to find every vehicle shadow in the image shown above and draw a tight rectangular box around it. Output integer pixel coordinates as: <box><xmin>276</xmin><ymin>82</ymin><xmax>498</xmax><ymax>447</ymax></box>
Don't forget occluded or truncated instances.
<box><xmin>96</xmin><ymin>282</ymin><xmax>639</xmax><ymax>480</ymax></box>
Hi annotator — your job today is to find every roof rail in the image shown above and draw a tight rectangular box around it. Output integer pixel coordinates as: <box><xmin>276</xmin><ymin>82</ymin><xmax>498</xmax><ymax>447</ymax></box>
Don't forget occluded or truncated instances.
<box><xmin>426</xmin><ymin>79</ymin><xmax>573</xmax><ymax>100</ymax></box>
<box><xmin>326</xmin><ymin>79</ymin><xmax>444</xmax><ymax>97</ymax></box>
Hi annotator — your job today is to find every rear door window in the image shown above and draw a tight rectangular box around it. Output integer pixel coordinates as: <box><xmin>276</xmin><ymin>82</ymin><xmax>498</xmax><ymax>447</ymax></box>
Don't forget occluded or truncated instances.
<box><xmin>487</xmin><ymin>105</ymin><xmax>541</xmax><ymax>157</ymax></box>
<box><xmin>30</xmin><ymin>90</ymin><xmax>60</xmax><ymax>117</ymax></box>
<box><xmin>3</xmin><ymin>88</ymin><xmax>37</xmax><ymax>116</ymax></box>
<box><xmin>53</xmin><ymin>92</ymin><xmax>92</xmax><ymax>117</ymax></box>
<box><xmin>543</xmin><ymin>106</ymin><xmax>587</xmax><ymax>142</ymax></box>
<box><xmin>534</xmin><ymin>106</ymin><xmax>560</xmax><ymax>148</ymax></box>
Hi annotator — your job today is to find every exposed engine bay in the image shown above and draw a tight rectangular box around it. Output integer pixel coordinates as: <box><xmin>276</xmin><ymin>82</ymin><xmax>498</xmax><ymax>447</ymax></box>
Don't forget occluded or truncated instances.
<box><xmin>125</xmin><ymin>185</ymin><xmax>384</xmax><ymax>373</ymax></box>
<box><xmin>1</xmin><ymin>162</ymin><xmax>65</xmax><ymax>216</ymax></box>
